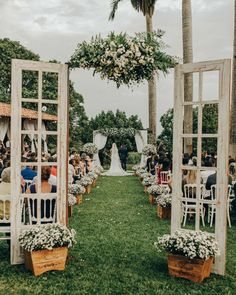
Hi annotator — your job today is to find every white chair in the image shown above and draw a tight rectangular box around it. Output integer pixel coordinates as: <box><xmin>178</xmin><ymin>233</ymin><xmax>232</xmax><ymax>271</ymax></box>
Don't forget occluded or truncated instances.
<box><xmin>208</xmin><ymin>185</ymin><xmax>234</xmax><ymax>228</ymax></box>
<box><xmin>27</xmin><ymin>195</ymin><xmax>57</xmax><ymax>225</ymax></box>
<box><xmin>0</xmin><ymin>194</ymin><xmax>11</xmax><ymax>241</ymax></box>
<box><xmin>182</xmin><ymin>184</ymin><xmax>205</xmax><ymax>227</ymax></box>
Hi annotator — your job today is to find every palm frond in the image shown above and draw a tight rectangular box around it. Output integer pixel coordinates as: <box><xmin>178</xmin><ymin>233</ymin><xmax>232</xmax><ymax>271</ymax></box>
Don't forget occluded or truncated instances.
<box><xmin>109</xmin><ymin>0</ymin><xmax>124</xmax><ymax>20</ymax></box>
<box><xmin>130</xmin><ymin>0</ymin><xmax>157</xmax><ymax>16</ymax></box>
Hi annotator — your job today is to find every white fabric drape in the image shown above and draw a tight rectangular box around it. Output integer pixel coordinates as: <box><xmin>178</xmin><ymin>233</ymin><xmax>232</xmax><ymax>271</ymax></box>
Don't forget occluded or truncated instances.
<box><xmin>135</xmin><ymin>130</ymin><xmax>147</xmax><ymax>167</ymax></box>
<box><xmin>0</xmin><ymin>117</ymin><xmax>9</xmax><ymax>141</ymax></box>
<box><xmin>41</xmin><ymin>121</ymin><xmax>48</xmax><ymax>154</ymax></box>
<box><xmin>23</xmin><ymin>119</ymin><xmax>35</xmax><ymax>152</ymax></box>
<box><xmin>93</xmin><ymin>132</ymin><xmax>107</xmax><ymax>166</ymax></box>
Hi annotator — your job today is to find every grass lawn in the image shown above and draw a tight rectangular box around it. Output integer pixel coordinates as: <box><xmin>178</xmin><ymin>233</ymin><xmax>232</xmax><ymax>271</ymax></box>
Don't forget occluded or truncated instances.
<box><xmin>0</xmin><ymin>176</ymin><xmax>236</xmax><ymax>294</ymax></box>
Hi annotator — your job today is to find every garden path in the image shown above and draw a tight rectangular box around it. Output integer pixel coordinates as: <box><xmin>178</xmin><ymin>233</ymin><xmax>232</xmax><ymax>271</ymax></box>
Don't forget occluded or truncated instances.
<box><xmin>0</xmin><ymin>176</ymin><xmax>236</xmax><ymax>294</ymax></box>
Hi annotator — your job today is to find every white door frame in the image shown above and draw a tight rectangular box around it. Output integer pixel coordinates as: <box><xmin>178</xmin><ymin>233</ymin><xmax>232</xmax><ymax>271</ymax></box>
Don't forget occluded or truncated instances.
<box><xmin>171</xmin><ymin>59</ymin><xmax>231</xmax><ymax>275</ymax></box>
<box><xmin>10</xmin><ymin>59</ymin><xmax>68</xmax><ymax>264</ymax></box>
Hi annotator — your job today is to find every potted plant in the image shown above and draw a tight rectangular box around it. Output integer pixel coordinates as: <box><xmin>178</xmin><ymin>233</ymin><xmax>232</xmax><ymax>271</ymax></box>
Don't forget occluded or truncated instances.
<box><xmin>142</xmin><ymin>175</ymin><xmax>156</xmax><ymax>193</ymax></box>
<box><xmin>93</xmin><ymin>165</ymin><xmax>104</xmax><ymax>176</ymax></box>
<box><xmin>77</xmin><ymin>176</ymin><xmax>93</xmax><ymax>194</ymax></box>
<box><xmin>68</xmin><ymin>194</ymin><xmax>77</xmax><ymax>217</ymax></box>
<box><xmin>19</xmin><ymin>223</ymin><xmax>76</xmax><ymax>276</ymax></box>
<box><xmin>69</xmin><ymin>183</ymin><xmax>85</xmax><ymax>204</ymax></box>
<box><xmin>147</xmin><ymin>185</ymin><xmax>163</xmax><ymax>205</ymax></box>
<box><xmin>156</xmin><ymin>192</ymin><xmax>172</xmax><ymax>219</ymax></box>
<box><xmin>154</xmin><ymin>230</ymin><xmax>220</xmax><ymax>283</ymax></box>
<box><xmin>87</xmin><ymin>171</ymin><xmax>98</xmax><ymax>187</ymax></box>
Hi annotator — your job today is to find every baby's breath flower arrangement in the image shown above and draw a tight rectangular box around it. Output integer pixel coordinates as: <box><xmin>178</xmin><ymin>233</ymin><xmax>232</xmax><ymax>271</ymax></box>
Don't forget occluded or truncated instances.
<box><xmin>93</xmin><ymin>165</ymin><xmax>104</xmax><ymax>175</ymax></box>
<box><xmin>77</xmin><ymin>176</ymin><xmax>93</xmax><ymax>187</ymax></box>
<box><xmin>142</xmin><ymin>175</ymin><xmax>156</xmax><ymax>186</ymax></box>
<box><xmin>68</xmin><ymin>194</ymin><xmax>77</xmax><ymax>206</ymax></box>
<box><xmin>154</xmin><ymin>231</ymin><xmax>220</xmax><ymax>260</ymax></box>
<box><xmin>142</xmin><ymin>144</ymin><xmax>157</xmax><ymax>156</ymax></box>
<box><xmin>147</xmin><ymin>184</ymin><xmax>163</xmax><ymax>196</ymax></box>
<box><xmin>87</xmin><ymin>171</ymin><xmax>98</xmax><ymax>180</ymax></box>
<box><xmin>70</xmin><ymin>31</ymin><xmax>177</xmax><ymax>88</ymax></box>
<box><xmin>68</xmin><ymin>183</ymin><xmax>85</xmax><ymax>196</ymax></box>
<box><xmin>19</xmin><ymin>223</ymin><xmax>76</xmax><ymax>252</ymax></box>
<box><xmin>136</xmin><ymin>168</ymin><xmax>147</xmax><ymax>177</ymax></box>
<box><xmin>97</xmin><ymin>127</ymin><xmax>137</xmax><ymax>138</ymax></box>
<box><xmin>82</xmin><ymin>143</ymin><xmax>98</xmax><ymax>155</ymax></box>
<box><xmin>156</xmin><ymin>193</ymin><xmax>172</xmax><ymax>207</ymax></box>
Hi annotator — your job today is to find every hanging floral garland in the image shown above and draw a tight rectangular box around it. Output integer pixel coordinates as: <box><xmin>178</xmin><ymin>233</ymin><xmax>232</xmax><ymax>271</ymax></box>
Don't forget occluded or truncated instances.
<box><xmin>96</xmin><ymin>127</ymin><xmax>139</xmax><ymax>138</ymax></box>
<box><xmin>69</xmin><ymin>31</ymin><xmax>177</xmax><ymax>87</ymax></box>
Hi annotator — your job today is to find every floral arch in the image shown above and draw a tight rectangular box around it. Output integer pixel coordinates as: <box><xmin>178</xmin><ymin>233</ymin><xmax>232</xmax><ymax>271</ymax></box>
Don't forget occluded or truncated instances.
<box><xmin>92</xmin><ymin>128</ymin><xmax>147</xmax><ymax>167</ymax></box>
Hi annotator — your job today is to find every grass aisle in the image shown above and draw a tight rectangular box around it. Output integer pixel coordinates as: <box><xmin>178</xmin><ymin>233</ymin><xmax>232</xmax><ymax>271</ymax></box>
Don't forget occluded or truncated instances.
<box><xmin>0</xmin><ymin>175</ymin><xmax>236</xmax><ymax>294</ymax></box>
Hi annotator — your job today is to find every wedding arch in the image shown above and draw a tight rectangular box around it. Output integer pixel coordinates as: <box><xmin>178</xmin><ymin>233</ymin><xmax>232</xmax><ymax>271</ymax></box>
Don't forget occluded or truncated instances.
<box><xmin>92</xmin><ymin>128</ymin><xmax>147</xmax><ymax>167</ymax></box>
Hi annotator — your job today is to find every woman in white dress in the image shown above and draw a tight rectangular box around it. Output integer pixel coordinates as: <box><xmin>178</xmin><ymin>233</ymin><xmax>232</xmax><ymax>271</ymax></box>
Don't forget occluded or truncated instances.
<box><xmin>104</xmin><ymin>143</ymin><xmax>129</xmax><ymax>176</ymax></box>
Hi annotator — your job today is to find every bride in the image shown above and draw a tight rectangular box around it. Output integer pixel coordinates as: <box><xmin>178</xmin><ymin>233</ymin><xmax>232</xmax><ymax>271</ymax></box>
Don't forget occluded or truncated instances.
<box><xmin>104</xmin><ymin>143</ymin><xmax>129</xmax><ymax>176</ymax></box>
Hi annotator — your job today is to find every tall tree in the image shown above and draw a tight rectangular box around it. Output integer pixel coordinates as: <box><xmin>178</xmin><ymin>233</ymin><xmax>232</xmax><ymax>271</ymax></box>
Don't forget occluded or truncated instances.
<box><xmin>230</xmin><ymin>0</ymin><xmax>236</xmax><ymax>158</ymax></box>
<box><xmin>182</xmin><ymin>0</ymin><xmax>193</xmax><ymax>154</ymax></box>
<box><xmin>109</xmin><ymin>0</ymin><xmax>157</xmax><ymax>141</ymax></box>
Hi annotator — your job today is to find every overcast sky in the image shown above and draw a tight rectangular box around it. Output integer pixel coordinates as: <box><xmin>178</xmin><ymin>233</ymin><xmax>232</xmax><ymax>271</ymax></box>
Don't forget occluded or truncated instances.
<box><xmin>0</xmin><ymin>0</ymin><xmax>234</xmax><ymax>133</ymax></box>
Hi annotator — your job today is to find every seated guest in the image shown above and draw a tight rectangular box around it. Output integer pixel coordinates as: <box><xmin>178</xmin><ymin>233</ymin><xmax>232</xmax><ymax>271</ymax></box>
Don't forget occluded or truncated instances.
<box><xmin>206</xmin><ymin>172</ymin><xmax>232</xmax><ymax>191</ymax></box>
<box><xmin>68</xmin><ymin>159</ymin><xmax>75</xmax><ymax>184</ymax></box>
<box><xmin>0</xmin><ymin>167</ymin><xmax>11</xmax><ymax>222</ymax></box>
<box><xmin>26</xmin><ymin>166</ymin><xmax>56</xmax><ymax>222</ymax></box>
<box><xmin>21</xmin><ymin>160</ymin><xmax>37</xmax><ymax>180</ymax></box>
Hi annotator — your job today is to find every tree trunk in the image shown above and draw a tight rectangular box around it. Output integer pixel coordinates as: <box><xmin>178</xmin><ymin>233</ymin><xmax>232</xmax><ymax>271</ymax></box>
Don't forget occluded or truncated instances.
<box><xmin>146</xmin><ymin>14</ymin><xmax>157</xmax><ymax>142</ymax></box>
<box><xmin>230</xmin><ymin>0</ymin><xmax>236</xmax><ymax>158</ymax></box>
<box><xmin>182</xmin><ymin>0</ymin><xmax>193</xmax><ymax>154</ymax></box>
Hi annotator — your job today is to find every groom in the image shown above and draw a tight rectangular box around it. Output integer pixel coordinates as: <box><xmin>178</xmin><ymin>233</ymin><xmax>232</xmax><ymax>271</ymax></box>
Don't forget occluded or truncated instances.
<box><xmin>119</xmin><ymin>144</ymin><xmax>128</xmax><ymax>171</ymax></box>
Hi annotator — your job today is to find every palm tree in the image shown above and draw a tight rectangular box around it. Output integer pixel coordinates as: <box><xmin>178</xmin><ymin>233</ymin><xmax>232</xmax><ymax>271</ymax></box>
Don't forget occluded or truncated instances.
<box><xmin>230</xmin><ymin>0</ymin><xmax>236</xmax><ymax>158</ymax></box>
<box><xmin>109</xmin><ymin>0</ymin><xmax>157</xmax><ymax>141</ymax></box>
<box><xmin>182</xmin><ymin>0</ymin><xmax>193</xmax><ymax>154</ymax></box>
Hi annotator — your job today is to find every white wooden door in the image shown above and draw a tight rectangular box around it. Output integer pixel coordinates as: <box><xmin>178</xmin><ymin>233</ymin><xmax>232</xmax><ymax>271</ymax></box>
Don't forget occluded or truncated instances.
<box><xmin>10</xmin><ymin>59</ymin><xmax>68</xmax><ymax>264</ymax></box>
<box><xmin>171</xmin><ymin>59</ymin><xmax>231</xmax><ymax>275</ymax></box>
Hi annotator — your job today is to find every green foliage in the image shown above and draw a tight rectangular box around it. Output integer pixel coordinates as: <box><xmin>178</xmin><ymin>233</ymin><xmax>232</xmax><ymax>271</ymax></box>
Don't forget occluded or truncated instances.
<box><xmin>109</xmin><ymin>0</ymin><xmax>157</xmax><ymax>20</ymax></box>
<box><xmin>90</xmin><ymin>109</ymin><xmax>143</xmax><ymax>152</ymax></box>
<box><xmin>127</xmin><ymin>151</ymin><xmax>141</xmax><ymax>164</ymax></box>
<box><xmin>0</xmin><ymin>38</ymin><xmax>39</xmax><ymax>102</ymax></box>
<box><xmin>0</xmin><ymin>38</ymin><xmax>90</xmax><ymax>150</ymax></box>
<box><xmin>69</xmin><ymin>31</ymin><xmax>177</xmax><ymax>87</ymax></box>
<box><xmin>158</xmin><ymin>105</ymin><xmax>218</xmax><ymax>154</ymax></box>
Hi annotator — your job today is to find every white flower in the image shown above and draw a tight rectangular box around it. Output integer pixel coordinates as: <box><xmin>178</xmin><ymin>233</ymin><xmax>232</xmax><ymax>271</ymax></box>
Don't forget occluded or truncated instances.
<box><xmin>154</xmin><ymin>231</ymin><xmax>220</xmax><ymax>260</ymax></box>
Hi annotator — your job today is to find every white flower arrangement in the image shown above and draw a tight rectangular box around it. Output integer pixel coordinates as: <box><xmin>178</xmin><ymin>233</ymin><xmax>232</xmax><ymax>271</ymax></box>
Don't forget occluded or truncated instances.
<box><xmin>82</xmin><ymin>143</ymin><xmax>98</xmax><ymax>155</ymax></box>
<box><xmin>132</xmin><ymin>164</ymin><xmax>141</xmax><ymax>171</ymax></box>
<box><xmin>97</xmin><ymin>127</ymin><xmax>138</xmax><ymax>138</ymax></box>
<box><xmin>154</xmin><ymin>230</ymin><xmax>220</xmax><ymax>260</ymax></box>
<box><xmin>156</xmin><ymin>193</ymin><xmax>172</xmax><ymax>207</ymax></box>
<box><xmin>77</xmin><ymin>176</ymin><xmax>93</xmax><ymax>187</ymax></box>
<box><xmin>87</xmin><ymin>171</ymin><xmax>98</xmax><ymax>180</ymax></box>
<box><xmin>136</xmin><ymin>168</ymin><xmax>147</xmax><ymax>177</ymax></box>
<box><xmin>142</xmin><ymin>175</ymin><xmax>156</xmax><ymax>186</ymax></box>
<box><xmin>147</xmin><ymin>184</ymin><xmax>163</xmax><ymax>196</ymax></box>
<box><xmin>70</xmin><ymin>31</ymin><xmax>177</xmax><ymax>87</ymax></box>
<box><xmin>142</xmin><ymin>144</ymin><xmax>157</xmax><ymax>156</ymax></box>
<box><xmin>68</xmin><ymin>194</ymin><xmax>77</xmax><ymax>206</ymax></box>
<box><xmin>68</xmin><ymin>183</ymin><xmax>85</xmax><ymax>195</ymax></box>
<box><xmin>93</xmin><ymin>165</ymin><xmax>104</xmax><ymax>175</ymax></box>
<box><xmin>19</xmin><ymin>223</ymin><xmax>76</xmax><ymax>252</ymax></box>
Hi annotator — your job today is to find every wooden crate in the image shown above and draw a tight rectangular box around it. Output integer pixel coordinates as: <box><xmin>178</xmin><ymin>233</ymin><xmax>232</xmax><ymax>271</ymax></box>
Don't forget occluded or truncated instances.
<box><xmin>167</xmin><ymin>254</ymin><xmax>213</xmax><ymax>283</ymax></box>
<box><xmin>68</xmin><ymin>205</ymin><xmax>73</xmax><ymax>217</ymax></box>
<box><xmin>149</xmin><ymin>194</ymin><xmax>156</xmax><ymax>205</ymax></box>
<box><xmin>24</xmin><ymin>247</ymin><xmax>68</xmax><ymax>276</ymax></box>
<box><xmin>86</xmin><ymin>184</ymin><xmax>92</xmax><ymax>194</ymax></box>
<box><xmin>76</xmin><ymin>194</ymin><xmax>83</xmax><ymax>204</ymax></box>
<box><xmin>92</xmin><ymin>179</ymin><xmax>97</xmax><ymax>187</ymax></box>
<box><xmin>157</xmin><ymin>205</ymin><xmax>171</xmax><ymax>219</ymax></box>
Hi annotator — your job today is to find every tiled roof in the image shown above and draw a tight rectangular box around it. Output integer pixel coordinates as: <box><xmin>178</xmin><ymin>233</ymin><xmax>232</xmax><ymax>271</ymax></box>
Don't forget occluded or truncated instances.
<box><xmin>0</xmin><ymin>102</ymin><xmax>57</xmax><ymax>121</ymax></box>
